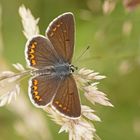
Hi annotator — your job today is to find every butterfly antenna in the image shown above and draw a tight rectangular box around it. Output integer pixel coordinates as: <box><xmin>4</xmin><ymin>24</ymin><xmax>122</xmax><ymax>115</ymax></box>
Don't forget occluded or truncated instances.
<box><xmin>74</xmin><ymin>46</ymin><xmax>90</xmax><ymax>64</ymax></box>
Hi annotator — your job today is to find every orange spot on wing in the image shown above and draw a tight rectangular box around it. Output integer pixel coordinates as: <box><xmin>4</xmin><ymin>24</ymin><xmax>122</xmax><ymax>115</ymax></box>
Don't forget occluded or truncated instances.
<box><xmin>35</xmin><ymin>95</ymin><xmax>40</xmax><ymax>100</ymax></box>
<box><xmin>59</xmin><ymin>104</ymin><xmax>62</xmax><ymax>108</ymax></box>
<box><xmin>34</xmin><ymin>91</ymin><xmax>38</xmax><ymax>96</ymax></box>
<box><xmin>53</xmin><ymin>27</ymin><xmax>57</xmax><ymax>32</ymax></box>
<box><xmin>57</xmin><ymin>24</ymin><xmax>60</xmax><ymax>27</ymax></box>
<box><xmin>31</xmin><ymin>42</ymin><xmax>37</xmax><ymax>49</ymax></box>
<box><xmin>29</xmin><ymin>54</ymin><xmax>35</xmax><ymax>59</ymax></box>
<box><xmin>30</xmin><ymin>48</ymin><xmax>35</xmax><ymax>53</ymax></box>
<box><xmin>33</xmin><ymin>80</ymin><xmax>38</xmax><ymax>85</ymax></box>
<box><xmin>31</xmin><ymin>59</ymin><xmax>36</xmax><ymax>65</ymax></box>
<box><xmin>33</xmin><ymin>86</ymin><xmax>38</xmax><ymax>90</ymax></box>
<box><xmin>31</xmin><ymin>44</ymin><xmax>36</xmax><ymax>49</ymax></box>
<box><xmin>55</xmin><ymin>101</ymin><xmax>59</xmax><ymax>104</ymax></box>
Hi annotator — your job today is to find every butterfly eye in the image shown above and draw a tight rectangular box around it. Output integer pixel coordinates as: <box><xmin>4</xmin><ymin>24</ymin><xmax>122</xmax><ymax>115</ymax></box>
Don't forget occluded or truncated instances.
<box><xmin>71</xmin><ymin>68</ymin><xmax>74</xmax><ymax>73</ymax></box>
<box><xmin>70</xmin><ymin>65</ymin><xmax>78</xmax><ymax>73</ymax></box>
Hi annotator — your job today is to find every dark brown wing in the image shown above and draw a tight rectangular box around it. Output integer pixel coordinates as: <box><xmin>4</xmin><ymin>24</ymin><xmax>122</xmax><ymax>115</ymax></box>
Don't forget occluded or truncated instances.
<box><xmin>52</xmin><ymin>75</ymin><xmax>81</xmax><ymax>118</ymax></box>
<box><xmin>46</xmin><ymin>13</ymin><xmax>75</xmax><ymax>63</ymax></box>
<box><xmin>29</xmin><ymin>75</ymin><xmax>61</xmax><ymax>107</ymax></box>
<box><xmin>25</xmin><ymin>35</ymin><xmax>60</xmax><ymax>68</ymax></box>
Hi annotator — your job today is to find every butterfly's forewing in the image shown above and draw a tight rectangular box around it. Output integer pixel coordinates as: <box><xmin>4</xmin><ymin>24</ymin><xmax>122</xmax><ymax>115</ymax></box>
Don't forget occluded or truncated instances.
<box><xmin>46</xmin><ymin>13</ymin><xmax>74</xmax><ymax>63</ymax></box>
<box><xmin>52</xmin><ymin>75</ymin><xmax>81</xmax><ymax>118</ymax></box>
<box><xmin>25</xmin><ymin>35</ymin><xmax>59</xmax><ymax>68</ymax></box>
<box><xmin>29</xmin><ymin>75</ymin><xmax>61</xmax><ymax>107</ymax></box>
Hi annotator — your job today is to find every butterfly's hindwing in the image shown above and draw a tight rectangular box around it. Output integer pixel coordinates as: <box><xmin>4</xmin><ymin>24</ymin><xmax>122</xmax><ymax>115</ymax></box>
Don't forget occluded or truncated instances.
<box><xmin>52</xmin><ymin>75</ymin><xmax>81</xmax><ymax>118</ymax></box>
<box><xmin>29</xmin><ymin>75</ymin><xmax>61</xmax><ymax>107</ymax></box>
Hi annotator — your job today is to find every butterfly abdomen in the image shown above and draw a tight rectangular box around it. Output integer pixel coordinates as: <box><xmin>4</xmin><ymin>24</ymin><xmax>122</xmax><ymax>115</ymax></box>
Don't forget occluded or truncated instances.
<box><xmin>32</xmin><ymin>66</ymin><xmax>54</xmax><ymax>76</ymax></box>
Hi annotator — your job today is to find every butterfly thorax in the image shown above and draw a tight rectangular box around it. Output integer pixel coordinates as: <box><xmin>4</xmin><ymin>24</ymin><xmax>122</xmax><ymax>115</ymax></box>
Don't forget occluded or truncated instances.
<box><xmin>54</xmin><ymin>63</ymin><xmax>72</xmax><ymax>76</ymax></box>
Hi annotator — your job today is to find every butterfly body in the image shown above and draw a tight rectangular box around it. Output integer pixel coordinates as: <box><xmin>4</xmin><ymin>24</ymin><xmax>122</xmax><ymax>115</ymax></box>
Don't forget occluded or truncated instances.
<box><xmin>32</xmin><ymin>63</ymin><xmax>73</xmax><ymax>78</ymax></box>
<box><xmin>26</xmin><ymin>13</ymin><xmax>81</xmax><ymax>118</ymax></box>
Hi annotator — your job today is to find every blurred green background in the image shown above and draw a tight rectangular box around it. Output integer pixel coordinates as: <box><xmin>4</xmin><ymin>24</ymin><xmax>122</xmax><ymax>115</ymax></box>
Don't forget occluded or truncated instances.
<box><xmin>0</xmin><ymin>0</ymin><xmax>140</xmax><ymax>140</ymax></box>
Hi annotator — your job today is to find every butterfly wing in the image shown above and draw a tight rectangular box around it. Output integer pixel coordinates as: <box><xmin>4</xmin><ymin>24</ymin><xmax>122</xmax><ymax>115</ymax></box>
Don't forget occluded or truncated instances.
<box><xmin>25</xmin><ymin>35</ymin><xmax>60</xmax><ymax>68</ymax></box>
<box><xmin>46</xmin><ymin>13</ymin><xmax>75</xmax><ymax>63</ymax></box>
<box><xmin>29</xmin><ymin>75</ymin><xmax>61</xmax><ymax>107</ymax></box>
<box><xmin>52</xmin><ymin>75</ymin><xmax>81</xmax><ymax>118</ymax></box>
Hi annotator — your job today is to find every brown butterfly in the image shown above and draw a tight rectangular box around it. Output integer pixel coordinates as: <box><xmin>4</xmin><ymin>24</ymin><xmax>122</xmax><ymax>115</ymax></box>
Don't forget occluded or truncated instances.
<box><xmin>25</xmin><ymin>13</ymin><xmax>81</xmax><ymax>118</ymax></box>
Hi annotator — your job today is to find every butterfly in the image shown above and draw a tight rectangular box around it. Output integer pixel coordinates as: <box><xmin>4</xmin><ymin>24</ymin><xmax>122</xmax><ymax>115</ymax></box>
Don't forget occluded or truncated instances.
<box><xmin>25</xmin><ymin>12</ymin><xmax>81</xmax><ymax>118</ymax></box>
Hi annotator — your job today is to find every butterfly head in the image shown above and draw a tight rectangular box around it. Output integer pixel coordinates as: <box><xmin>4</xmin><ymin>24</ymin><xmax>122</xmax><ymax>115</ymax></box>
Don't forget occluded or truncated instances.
<box><xmin>70</xmin><ymin>64</ymin><xmax>78</xmax><ymax>73</ymax></box>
